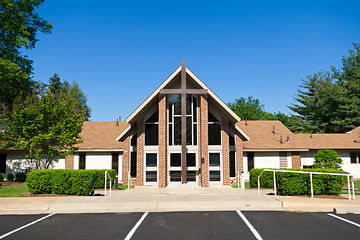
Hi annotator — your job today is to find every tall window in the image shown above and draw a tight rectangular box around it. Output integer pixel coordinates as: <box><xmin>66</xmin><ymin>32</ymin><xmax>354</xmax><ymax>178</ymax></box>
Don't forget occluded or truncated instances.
<box><xmin>112</xmin><ymin>153</ymin><xmax>118</xmax><ymax>173</ymax></box>
<box><xmin>230</xmin><ymin>151</ymin><xmax>236</xmax><ymax>177</ymax></box>
<box><xmin>0</xmin><ymin>154</ymin><xmax>6</xmax><ymax>173</ymax></box>
<box><xmin>247</xmin><ymin>152</ymin><xmax>254</xmax><ymax>171</ymax></box>
<box><xmin>351</xmin><ymin>153</ymin><xmax>360</xmax><ymax>164</ymax></box>
<box><xmin>79</xmin><ymin>153</ymin><xmax>86</xmax><ymax>169</ymax></box>
<box><xmin>168</xmin><ymin>94</ymin><xmax>197</xmax><ymax>146</ymax></box>
<box><xmin>130</xmin><ymin>152</ymin><xmax>137</xmax><ymax>177</ymax></box>
<box><xmin>145</xmin><ymin>110</ymin><xmax>159</xmax><ymax>145</ymax></box>
<box><xmin>208</xmin><ymin>112</ymin><xmax>221</xmax><ymax>145</ymax></box>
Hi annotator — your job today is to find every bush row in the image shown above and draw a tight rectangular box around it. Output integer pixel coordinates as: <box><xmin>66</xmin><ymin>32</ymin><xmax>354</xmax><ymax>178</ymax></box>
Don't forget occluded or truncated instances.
<box><xmin>0</xmin><ymin>173</ymin><xmax>26</xmax><ymax>182</ymax></box>
<box><xmin>26</xmin><ymin>169</ymin><xmax>116</xmax><ymax>196</ymax></box>
<box><xmin>250</xmin><ymin>168</ymin><xmax>348</xmax><ymax>196</ymax></box>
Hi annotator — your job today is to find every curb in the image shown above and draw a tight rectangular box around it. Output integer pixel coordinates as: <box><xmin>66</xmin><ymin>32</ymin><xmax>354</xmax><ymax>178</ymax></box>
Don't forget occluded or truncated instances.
<box><xmin>333</xmin><ymin>208</ymin><xmax>360</xmax><ymax>214</ymax></box>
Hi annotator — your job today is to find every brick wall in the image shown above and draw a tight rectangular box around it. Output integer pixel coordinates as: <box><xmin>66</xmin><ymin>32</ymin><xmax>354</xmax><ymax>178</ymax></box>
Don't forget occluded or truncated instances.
<box><xmin>199</xmin><ymin>95</ymin><xmax>209</xmax><ymax>187</ymax></box>
<box><xmin>222</xmin><ymin>118</ymin><xmax>230</xmax><ymax>185</ymax></box>
<box><xmin>292</xmin><ymin>151</ymin><xmax>301</xmax><ymax>169</ymax></box>
<box><xmin>136</xmin><ymin>118</ymin><xmax>144</xmax><ymax>186</ymax></box>
<box><xmin>122</xmin><ymin>135</ymin><xmax>130</xmax><ymax>186</ymax></box>
<box><xmin>158</xmin><ymin>95</ymin><xmax>167</xmax><ymax>188</ymax></box>
<box><xmin>234</xmin><ymin>134</ymin><xmax>243</xmax><ymax>185</ymax></box>
<box><xmin>65</xmin><ymin>154</ymin><xmax>74</xmax><ymax>169</ymax></box>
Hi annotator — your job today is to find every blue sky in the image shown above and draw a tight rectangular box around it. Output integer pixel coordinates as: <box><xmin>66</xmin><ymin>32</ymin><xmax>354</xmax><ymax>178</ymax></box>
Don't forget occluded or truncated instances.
<box><xmin>25</xmin><ymin>0</ymin><xmax>360</xmax><ymax>121</ymax></box>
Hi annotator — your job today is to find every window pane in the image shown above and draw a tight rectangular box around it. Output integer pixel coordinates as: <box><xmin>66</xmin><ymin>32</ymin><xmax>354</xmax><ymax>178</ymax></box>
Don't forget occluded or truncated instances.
<box><xmin>173</xmin><ymin>94</ymin><xmax>181</xmax><ymax>115</ymax></box>
<box><xmin>146</xmin><ymin>110</ymin><xmax>158</xmax><ymax>123</ymax></box>
<box><xmin>112</xmin><ymin>153</ymin><xmax>119</xmax><ymax>173</ymax></box>
<box><xmin>187</xmin><ymin>153</ymin><xmax>196</xmax><ymax>167</ymax></box>
<box><xmin>145</xmin><ymin>124</ymin><xmax>158</xmax><ymax>145</ymax></box>
<box><xmin>170</xmin><ymin>153</ymin><xmax>181</xmax><ymax>167</ymax></box>
<box><xmin>0</xmin><ymin>154</ymin><xmax>6</xmax><ymax>173</ymax></box>
<box><xmin>209</xmin><ymin>153</ymin><xmax>220</xmax><ymax>166</ymax></box>
<box><xmin>209</xmin><ymin>124</ymin><xmax>221</xmax><ymax>145</ymax></box>
<box><xmin>174</xmin><ymin>117</ymin><xmax>181</xmax><ymax>145</ymax></box>
<box><xmin>146</xmin><ymin>171</ymin><xmax>157</xmax><ymax>182</ymax></box>
<box><xmin>210</xmin><ymin>171</ymin><xmax>220</xmax><ymax>181</ymax></box>
<box><xmin>230</xmin><ymin>151</ymin><xmax>236</xmax><ymax>177</ymax></box>
<box><xmin>79</xmin><ymin>153</ymin><xmax>86</xmax><ymax>169</ymax></box>
<box><xmin>193</xmin><ymin>124</ymin><xmax>197</xmax><ymax>146</ymax></box>
<box><xmin>208</xmin><ymin>112</ymin><xmax>220</xmax><ymax>123</ymax></box>
<box><xmin>169</xmin><ymin>95</ymin><xmax>173</xmax><ymax>123</ymax></box>
<box><xmin>229</xmin><ymin>134</ymin><xmax>235</xmax><ymax>146</ymax></box>
<box><xmin>131</xmin><ymin>133</ymin><xmax>137</xmax><ymax>146</ymax></box>
<box><xmin>248</xmin><ymin>152</ymin><xmax>254</xmax><ymax>170</ymax></box>
<box><xmin>193</xmin><ymin>95</ymin><xmax>197</xmax><ymax>122</ymax></box>
<box><xmin>146</xmin><ymin>153</ymin><xmax>157</xmax><ymax>167</ymax></box>
<box><xmin>351</xmin><ymin>153</ymin><xmax>357</xmax><ymax>163</ymax></box>
<box><xmin>186</xmin><ymin>116</ymin><xmax>192</xmax><ymax>145</ymax></box>
<box><xmin>187</xmin><ymin>171</ymin><xmax>196</xmax><ymax>182</ymax></box>
<box><xmin>186</xmin><ymin>94</ymin><xmax>192</xmax><ymax>115</ymax></box>
<box><xmin>169</xmin><ymin>124</ymin><xmax>173</xmax><ymax>146</ymax></box>
<box><xmin>170</xmin><ymin>171</ymin><xmax>181</xmax><ymax>181</ymax></box>
<box><xmin>131</xmin><ymin>152</ymin><xmax>137</xmax><ymax>177</ymax></box>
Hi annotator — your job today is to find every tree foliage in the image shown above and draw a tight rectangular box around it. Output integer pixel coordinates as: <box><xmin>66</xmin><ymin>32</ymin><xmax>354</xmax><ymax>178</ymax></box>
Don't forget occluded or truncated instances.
<box><xmin>1</xmin><ymin>83</ymin><xmax>87</xmax><ymax>170</ymax></box>
<box><xmin>0</xmin><ymin>0</ymin><xmax>52</xmax><ymax>109</ymax></box>
<box><xmin>313</xmin><ymin>149</ymin><xmax>343</xmax><ymax>170</ymax></box>
<box><xmin>289</xmin><ymin>43</ymin><xmax>360</xmax><ymax>133</ymax></box>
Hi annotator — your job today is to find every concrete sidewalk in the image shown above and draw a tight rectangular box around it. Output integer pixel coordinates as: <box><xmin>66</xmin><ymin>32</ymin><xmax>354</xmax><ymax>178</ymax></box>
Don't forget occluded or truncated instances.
<box><xmin>1</xmin><ymin>185</ymin><xmax>360</xmax><ymax>214</ymax></box>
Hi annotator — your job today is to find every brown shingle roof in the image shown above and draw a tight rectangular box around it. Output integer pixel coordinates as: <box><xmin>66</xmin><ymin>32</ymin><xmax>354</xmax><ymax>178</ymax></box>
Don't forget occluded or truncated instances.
<box><xmin>76</xmin><ymin>121</ymin><xmax>129</xmax><ymax>150</ymax></box>
<box><xmin>238</xmin><ymin>120</ymin><xmax>360</xmax><ymax>150</ymax></box>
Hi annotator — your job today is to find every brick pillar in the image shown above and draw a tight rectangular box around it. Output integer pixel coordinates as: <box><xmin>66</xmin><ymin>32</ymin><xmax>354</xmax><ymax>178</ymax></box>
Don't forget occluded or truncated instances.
<box><xmin>122</xmin><ymin>135</ymin><xmax>130</xmax><ymax>186</ymax></box>
<box><xmin>234</xmin><ymin>134</ymin><xmax>243</xmax><ymax>185</ymax></box>
<box><xmin>158</xmin><ymin>95</ymin><xmax>167</xmax><ymax>188</ymax></box>
<box><xmin>199</xmin><ymin>95</ymin><xmax>209</xmax><ymax>187</ymax></box>
<box><xmin>65</xmin><ymin>154</ymin><xmax>74</xmax><ymax>169</ymax></box>
<box><xmin>136</xmin><ymin>118</ymin><xmax>144</xmax><ymax>186</ymax></box>
<box><xmin>292</xmin><ymin>151</ymin><xmax>301</xmax><ymax>169</ymax></box>
<box><xmin>222</xmin><ymin>118</ymin><xmax>230</xmax><ymax>185</ymax></box>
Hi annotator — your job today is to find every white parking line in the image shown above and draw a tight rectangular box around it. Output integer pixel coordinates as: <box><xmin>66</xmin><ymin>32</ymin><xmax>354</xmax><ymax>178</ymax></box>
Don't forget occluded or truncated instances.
<box><xmin>236</xmin><ymin>211</ymin><xmax>263</xmax><ymax>240</ymax></box>
<box><xmin>328</xmin><ymin>213</ymin><xmax>360</xmax><ymax>228</ymax></box>
<box><xmin>0</xmin><ymin>213</ymin><xmax>55</xmax><ymax>239</ymax></box>
<box><xmin>124</xmin><ymin>212</ymin><xmax>148</xmax><ymax>240</ymax></box>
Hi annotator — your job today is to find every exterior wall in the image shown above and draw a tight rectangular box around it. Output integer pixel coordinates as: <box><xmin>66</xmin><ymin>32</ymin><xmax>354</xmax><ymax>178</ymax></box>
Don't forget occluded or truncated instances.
<box><xmin>136</xmin><ymin>119</ymin><xmax>144</xmax><ymax>186</ymax></box>
<box><xmin>254</xmin><ymin>152</ymin><xmax>280</xmax><ymax>169</ymax></box>
<box><xmin>234</xmin><ymin>134</ymin><xmax>243</xmax><ymax>184</ymax></box>
<box><xmin>199</xmin><ymin>95</ymin><xmax>209</xmax><ymax>187</ymax></box>
<box><xmin>291</xmin><ymin>151</ymin><xmax>301</xmax><ymax>169</ymax></box>
<box><xmin>122</xmin><ymin>135</ymin><xmax>130</xmax><ymax>185</ymax></box>
<box><xmin>158</xmin><ymin>95</ymin><xmax>167</xmax><ymax>188</ymax></box>
<box><xmin>65</xmin><ymin>155</ymin><xmax>74</xmax><ymax>169</ymax></box>
<box><xmin>85</xmin><ymin>153</ymin><xmax>112</xmax><ymax>169</ymax></box>
<box><xmin>300</xmin><ymin>150</ymin><xmax>317</xmax><ymax>167</ymax></box>
<box><xmin>222</xmin><ymin>118</ymin><xmax>230</xmax><ymax>185</ymax></box>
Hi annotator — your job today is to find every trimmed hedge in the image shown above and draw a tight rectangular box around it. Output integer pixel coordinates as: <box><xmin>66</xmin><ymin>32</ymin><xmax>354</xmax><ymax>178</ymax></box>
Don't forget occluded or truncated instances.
<box><xmin>26</xmin><ymin>169</ymin><xmax>116</xmax><ymax>196</ymax></box>
<box><xmin>15</xmin><ymin>172</ymin><xmax>27</xmax><ymax>182</ymax></box>
<box><xmin>250</xmin><ymin>168</ymin><xmax>348</xmax><ymax>196</ymax></box>
<box><xmin>0</xmin><ymin>174</ymin><xmax>4</xmax><ymax>182</ymax></box>
<box><xmin>6</xmin><ymin>173</ymin><xmax>14</xmax><ymax>182</ymax></box>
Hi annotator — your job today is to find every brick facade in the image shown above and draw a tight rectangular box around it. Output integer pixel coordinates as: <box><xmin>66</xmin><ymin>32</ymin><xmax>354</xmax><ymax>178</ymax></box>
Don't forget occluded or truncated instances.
<box><xmin>122</xmin><ymin>135</ymin><xmax>130</xmax><ymax>186</ymax></box>
<box><xmin>222</xmin><ymin>118</ymin><xmax>230</xmax><ymax>185</ymax></box>
<box><xmin>234</xmin><ymin>134</ymin><xmax>243</xmax><ymax>185</ymax></box>
<box><xmin>158</xmin><ymin>95</ymin><xmax>167</xmax><ymax>188</ymax></box>
<box><xmin>65</xmin><ymin>154</ymin><xmax>74</xmax><ymax>169</ymax></box>
<box><xmin>136</xmin><ymin>118</ymin><xmax>144</xmax><ymax>186</ymax></box>
<box><xmin>292</xmin><ymin>151</ymin><xmax>301</xmax><ymax>169</ymax></box>
<box><xmin>199</xmin><ymin>95</ymin><xmax>209</xmax><ymax>187</ymax></box>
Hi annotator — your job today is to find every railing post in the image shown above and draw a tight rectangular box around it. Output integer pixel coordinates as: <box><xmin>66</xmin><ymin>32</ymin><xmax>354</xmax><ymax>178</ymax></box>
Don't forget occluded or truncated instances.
<box><xmin>310</xmin><ymin>172</ymin><xmax>313</xmax><ymax>198</ymax></box>
<box><xmin>352</xmin><ymin>180</ymin><xmax>355</xmax><ymax>200</ymax></box>
<box><xmin>273</xmin><ymin>170</ymin><xmax>277</xmax><ymax>196</ymax></box>
<box><xmin>105</xmin><ymin>171</ymin><xmax>107</xmax><ymax>197</ymax></box>
<box><xmin>258</xmin><ymin>177</ymin><xmax>260</xmax><ymax>195</ymax></box>
<box><xmin>347</xmin><ymin>175</ymin><xmax>351</xmax><ymax>200</ymax></box>
<box><xmin>237</xmin><ymin>171</ymin><xmax>240</xmax><ymax>189</ymax></box>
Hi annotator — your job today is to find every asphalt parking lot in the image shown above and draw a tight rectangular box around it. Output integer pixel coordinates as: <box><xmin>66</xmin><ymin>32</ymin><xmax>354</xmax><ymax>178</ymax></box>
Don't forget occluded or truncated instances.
<box><xmin>0</xmin><ymin>211</ymin><xmax>359</xmax><ymax>240</ymax></box>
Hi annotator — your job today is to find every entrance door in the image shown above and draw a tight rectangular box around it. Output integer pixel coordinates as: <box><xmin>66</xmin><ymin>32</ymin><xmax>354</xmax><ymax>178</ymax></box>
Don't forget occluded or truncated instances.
<box><xmin>168</xmin><ymin>152</ymin><xmax>198</xmax><ymax>185</ymax></box>
<box><xmin>209</xmin><ymin>152</ymin><xmax>222</xmax><ymax>185</ymax></box>
<box><xmin>145</xmin><ymin>153</ymin><xmax>158</xmax><ymax>185</ymax></box>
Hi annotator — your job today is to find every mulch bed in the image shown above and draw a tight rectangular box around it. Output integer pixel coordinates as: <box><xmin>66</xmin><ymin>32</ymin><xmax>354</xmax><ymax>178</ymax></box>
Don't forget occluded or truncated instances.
<box><xmin>0</xmin><ymin>182</ymin><xmax>26</xmax><ymax>186</ymax></box>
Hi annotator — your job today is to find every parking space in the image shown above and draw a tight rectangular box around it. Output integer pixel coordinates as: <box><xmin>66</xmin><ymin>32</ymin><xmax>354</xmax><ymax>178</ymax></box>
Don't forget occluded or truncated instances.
<box><xmin>0</xmin><ymin>211</ymin><xmax>359</xmax><ymax>239</ymax></box>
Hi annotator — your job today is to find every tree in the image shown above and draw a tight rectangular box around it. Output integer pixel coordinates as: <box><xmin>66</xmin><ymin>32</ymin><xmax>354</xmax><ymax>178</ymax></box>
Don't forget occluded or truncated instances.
<box><xmin>0</xmin><ymin>0</ymin><xmax>52</xmax><ymax>109</ymax></box>
<box><xmin>313</xmin><ymin>149</ymin><xmax>343</xmax><ymax>169</ymax></box>
<box><xmin>1</xmin><ymin>87</ymin><xmax>87</xmax><ymax>170</ymax></box>
<box><xmin>289</xmin><ymin>43</ymin><xmax>360</xmax><ymax>133</ymax></box>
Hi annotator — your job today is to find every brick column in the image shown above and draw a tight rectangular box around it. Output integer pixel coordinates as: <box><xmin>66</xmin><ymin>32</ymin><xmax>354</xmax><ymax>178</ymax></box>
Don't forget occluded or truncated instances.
<box><xmin>292</xmin><ymin>151</ymin><xmax>301</xmax><ymax>169</ymax></box>
<box><xmin>234</xmin><ymin>134</ymin><xmax>243</xmax><ymax>185</ymax></box>
<box><xmin>65</xmin><ymin>154</ymin><xmax>74</xmax><ymax>169</ymax></box>
<box><xmin>199</xmin><ymin>95</ymin><xmax>209</xmax><ymax>187</ymax></box>
<box><xmin>158</xmin><ymin>95</ymin><xmax>167</xmax><ymax>188</ymax></box>
<box><xmin>136</xmin><ymin>118</ymin><xmax>144</xmax><ymax>186</ymax></box>
<box><xmin>122</xmin><ymin>135</ymin><xmax>130</xmax><ymax>186</ymax></box>
<box><xmin>222</xmin><ymin>118</ymin><xmax>230</xmax><ymax>185</ymax></box>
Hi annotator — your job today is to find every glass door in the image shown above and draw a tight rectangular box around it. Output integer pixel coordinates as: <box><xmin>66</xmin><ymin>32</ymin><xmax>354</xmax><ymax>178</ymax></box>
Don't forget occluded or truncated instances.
<box><xmin>145</xmin><ymin>153</ymin><xmax>158</xmax><ymax>186</ymax></box>
<box><xmin>209</xmin><ymin>152</ymin><xmax>222</xmax><ymax>185</ymax></box>
<box><xmin>168</xmin><ymin>152</ymin><xmax>198</xmax><ymax>185</ymax></box>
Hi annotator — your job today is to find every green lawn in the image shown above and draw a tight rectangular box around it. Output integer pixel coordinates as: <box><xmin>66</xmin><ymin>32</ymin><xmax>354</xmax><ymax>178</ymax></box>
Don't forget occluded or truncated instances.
<box><xmin>232</xmin><ymin>181</ymin><xmax>250</xmax><ymax>189</ymax></box>
<box><xmin>117</xmin><ymin>183</ymin><xmax>134</xmax><ymax>190</ymax></box>
<box><xmin>342</xmin><ymin>180</ymin><xmax>360</xmax><ymax>195</ymax></box>
<box><xmin>0</xmin><ymin>184</ymin><xmax>29</xmax><ymax>197</ymax></box>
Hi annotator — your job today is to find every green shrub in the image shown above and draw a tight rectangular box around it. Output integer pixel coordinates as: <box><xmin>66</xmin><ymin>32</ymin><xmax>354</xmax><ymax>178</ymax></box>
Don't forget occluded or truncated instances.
<box><xmin>6</xmin><ymin>173</ymin><xmax>14</xmax><ymax>182</ymax></box>
<box><xmin>251</xmin><ymin>168</ymin><xmax>348</xmax><ymax>196</ymax></box>
<box><xmin>0</xmin><ymin>174</ymin><xmax>4</xmax><ymax>182</ymax></box>
<box><xmin>92</xmin><ymin>169</ymin><xmax>116</xmax><ymax>189</ymax></box>
<box><xmin>313</xmin><ymin>149</ymin><xmax>342</xmax><ymax>169</ymax></box>
<box><xmin>26</xmin><ymin>169</ymin><xmax>114</xmax><ymax>196</ymax></box>
<box><xmin>15</xmin><ymin>172</ymin><xmax>27</xmax><ymax>182</ymax></box>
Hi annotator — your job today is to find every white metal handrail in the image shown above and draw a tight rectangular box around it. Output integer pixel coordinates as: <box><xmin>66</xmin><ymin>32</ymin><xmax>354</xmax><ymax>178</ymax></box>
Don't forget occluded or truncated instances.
<box><xmin>104</xmin><ymin>171</ymin><xmax>112</xmax><ymax>197</ymax></box>
<box><xmin>257</xmin><ymin>169</ymin><xmax>355</xmax><ymax>200</ymax></box>
<box><xmin>128</xmin><ymin>171</ymin><xmax>133</xmax><ymax>189</ymax></box>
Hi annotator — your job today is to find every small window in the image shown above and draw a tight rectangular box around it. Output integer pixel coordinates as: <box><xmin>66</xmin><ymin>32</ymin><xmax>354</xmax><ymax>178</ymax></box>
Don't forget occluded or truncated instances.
<box><xmin>209</xmin><ymin>153</ymin><xmax>220</xmax><ymax>166</ymax></box>
<box><xmin>247</xmin><ymin>152</ymin><xmax>254</xmax><ymax>171</ymax></box>
<box><xmin>350</xmin><ymin>153</ymin><xmax>360</xmax><ymax>164</ymax></box>
<box><xmin>208</xmin><ymin>112</ymin><xmax>221</xmax><ymax>145</ymax></box>
<box><xmin>230</xmin><ymin>151</ymin><xmax>236</xmax><ymax>177</ymax></box>
<box><xmin>79</xmin><ymin>153</ymin><xmax>86</xmax><ymax>169</ymax></box>
<box><xmin>187</xmin><ymin>153</ymin><xmax>196</xmax><ymax>167</ymax></box>
<box><xmin>145</xmin><ymin>111</ymin><xmax>159</xmax><ymax>146</ymax></box>
<box><xmin>112</xmin><ymin>153</ymin><xmax>118</xmax><ymax>173</ymax></box>
<box><xmin>0</xmin><ymin>154</ymin><xmax>6</xmax><ymax>173</ymax></box>
<box><xmin>131</xmin><ymin>133</ymin><xmax>137</xmax><ymax>147</ymax></box>
<box><xmin>170</xmin><ymin>153</ymin><xmax>181</xmax><ymax>167</ymax></box>
<box><xmin>130</xmin><ymin>152</ymin><xmax>137</xmax><ymax>178</ymax></box>
<box><xmin>146</xmin><ymin>153</ymin><xmax>157</xmax><ymax>167</ymax></box>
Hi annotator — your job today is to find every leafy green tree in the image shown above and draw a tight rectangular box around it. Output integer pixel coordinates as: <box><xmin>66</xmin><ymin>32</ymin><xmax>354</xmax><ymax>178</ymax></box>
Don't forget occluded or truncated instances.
<box><xmin>313</xmin><ymin>149</ymin><xmax>343</xmax><ymax>169</ymax></box>
<box><xmin>1</xmin><ymin>88</ymin><xmax>86</xmax><ymax>170</ymax></box>
<box><xmin>0</xmin><ymin>0</ymin><xmax>52</xmax><ymax>109</ymax></box>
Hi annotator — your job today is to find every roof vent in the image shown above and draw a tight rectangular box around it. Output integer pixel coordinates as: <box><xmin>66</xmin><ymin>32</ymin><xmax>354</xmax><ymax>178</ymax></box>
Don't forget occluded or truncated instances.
<box><xmin>119</xmin><ymin>116</ymin><xmax>121</xmax><ymax>121</ymax></box>
<box><xmin>272</xmin><ymin>126</ymin><xmax>276</xmax><ymax>134</ymax></box>
<box><xmin>279</xmin><ymin>136</ymin><xmax>283</xmax><ymax>144</ymax></box>
<box><xmin>116</xmin><ymin>119</ymin><xmax>119</xmax><ymax>126</ymax></box>
<box><xmin>346</xmin><ymin>131</ymin><xmax>352</xmax><ymax>134</ymax></box>
<box><xmin>354</xmin><ymin>140</ymin><xmax>360</xmax><ymax>143</ymax></box>
<box><xmin>310</xmin><ymin>133</ymin><xmax>313</xmax><ymax>138</ymax></box>
<box><xmin>245</xmin><ymin>119</ymin><xmax>248</xmax><ymax>125</ymax></box>
<box><xmin>286</xmin><ymin>137</ymin><xmax>290</xmax><ymax>143</ymax></box>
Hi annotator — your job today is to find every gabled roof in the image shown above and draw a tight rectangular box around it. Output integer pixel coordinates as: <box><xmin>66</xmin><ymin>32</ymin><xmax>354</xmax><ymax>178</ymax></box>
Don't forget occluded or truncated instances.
<box><xmin>116</xmin><ymin>64</ymin><xmax>249</xmax><ymax>141</ymax></box>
